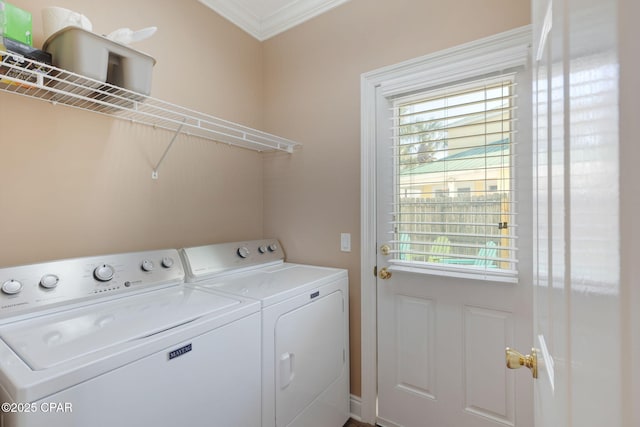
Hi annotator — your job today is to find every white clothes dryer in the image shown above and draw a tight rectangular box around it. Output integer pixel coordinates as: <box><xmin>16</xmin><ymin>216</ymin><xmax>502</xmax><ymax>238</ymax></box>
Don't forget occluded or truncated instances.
<box><xmin>180</xmin><ymin>239</ymin><xmax>350</xmax><ymax>427</ymax></box>
<box><xmin>0</xmin><ymin>249</ymin><xmax>261</xmax><ymax>427</ymax></box>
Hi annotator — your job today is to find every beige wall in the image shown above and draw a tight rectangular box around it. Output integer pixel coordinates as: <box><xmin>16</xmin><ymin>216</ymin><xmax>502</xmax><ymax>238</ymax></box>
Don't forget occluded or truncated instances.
<box><xmin>1</xmin><ymin>0</ymin><xmax>530</xmax><ymax>401</ymax></box>
<box><xmin>0</xmin><ymin>0</ymin><xmax>265</xmax><ymax>266</ymax></box>
<box><xmin>262</xmin><ymin>0</ymin><xmax>530</xmax><ymax>397</ymax></box>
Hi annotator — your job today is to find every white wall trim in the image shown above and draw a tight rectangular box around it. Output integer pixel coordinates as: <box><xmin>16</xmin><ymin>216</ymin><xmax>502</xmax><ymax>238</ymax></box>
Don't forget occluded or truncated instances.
<box><xmin>360</xmin><ymin>65</ymin><xmax>380</xmax><ymax>425</ymax></box>
<box><xmin>359</xmin><ymin>25</ymin><xmax>531</xmax><ymax>425</ymax></box>
<box><xmin>199</xmin><ymin>0</ymin><xmax>352</xmax><ymax>41</ymax></box>
<box><xmin>349</xmin><ymin>393</ymin><xmax>363</xmax><ymax>421</ymax></box>
<box><xmin>261</xmin><ymin>0</ymin><xmax>352</xmax><ymax>41</ymax></box>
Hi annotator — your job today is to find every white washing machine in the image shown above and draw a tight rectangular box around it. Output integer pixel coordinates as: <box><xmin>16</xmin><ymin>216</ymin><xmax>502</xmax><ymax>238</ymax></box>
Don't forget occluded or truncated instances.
<box><xmin>0</xmin><ymin>249</ymin><xmax>261</xmax><ymax>427</ymax></box>
<box><xmin>180</xmin><ymin>239</ymin><xmax>350</xmax><ymax>427</ymax></box>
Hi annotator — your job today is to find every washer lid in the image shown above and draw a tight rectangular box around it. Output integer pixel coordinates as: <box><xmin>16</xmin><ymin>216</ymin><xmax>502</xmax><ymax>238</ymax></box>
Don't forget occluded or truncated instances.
<box><xmin>0</xmin><ymin>286</ymin><xmax>240</xmax><ymax>370</ymax></box>
<box><xmin>194</xmin><ymin>263</ymin><xmax>347</xmax><ymax>307</ymax></box>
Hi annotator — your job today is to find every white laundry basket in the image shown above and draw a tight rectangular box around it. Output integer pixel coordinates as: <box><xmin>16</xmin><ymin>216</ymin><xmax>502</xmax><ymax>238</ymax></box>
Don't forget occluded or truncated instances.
<box><xmin>42</xmin><ymin>6</ymin><xmax>92</xmax><ymax>40</ymax></box>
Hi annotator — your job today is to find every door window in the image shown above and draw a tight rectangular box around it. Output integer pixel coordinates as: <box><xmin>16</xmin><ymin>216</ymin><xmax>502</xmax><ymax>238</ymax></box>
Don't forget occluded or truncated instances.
<box><xmin>390</xmin><ymin>76</ymin><xmax>519</xmax><ymax>281</ymax></box>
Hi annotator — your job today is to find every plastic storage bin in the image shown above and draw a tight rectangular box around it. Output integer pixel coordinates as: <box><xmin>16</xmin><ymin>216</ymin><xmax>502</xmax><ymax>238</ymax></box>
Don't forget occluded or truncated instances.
<box><xmin>41</xmin><ymin>6</ymin><xmax>92</xmax><ymax>41</ymax></box>
<box><xmin>43</xmin><ymin>26</ymin><xmax>155</xmax><ymax>96</ymax></box>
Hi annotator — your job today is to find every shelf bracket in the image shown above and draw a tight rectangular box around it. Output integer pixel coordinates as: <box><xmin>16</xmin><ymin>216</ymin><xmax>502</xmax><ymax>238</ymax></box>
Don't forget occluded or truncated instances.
<box><xmin>152</xmin><ymin>120</ymin><xmax>186</xmax><ymax>180</ymax></box>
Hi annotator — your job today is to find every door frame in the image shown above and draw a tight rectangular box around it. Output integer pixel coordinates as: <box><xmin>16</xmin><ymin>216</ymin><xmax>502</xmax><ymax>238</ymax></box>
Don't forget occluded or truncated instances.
<box><xmin>359</xmin><ymin>26</ymin><xmax>532</xmax><ymax>425</ymax></box>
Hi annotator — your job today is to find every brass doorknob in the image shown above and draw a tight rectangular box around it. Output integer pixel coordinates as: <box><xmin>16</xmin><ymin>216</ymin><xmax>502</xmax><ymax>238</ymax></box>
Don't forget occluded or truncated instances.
<box><xmin>505</xmin><ymin>347</ymin><xmax>537</xmax><ymax>378</ymax></box>
<box><xmin>378</xmin><ymin>267</ymin><xmax>392</xmax><ymax>280</ymax></box>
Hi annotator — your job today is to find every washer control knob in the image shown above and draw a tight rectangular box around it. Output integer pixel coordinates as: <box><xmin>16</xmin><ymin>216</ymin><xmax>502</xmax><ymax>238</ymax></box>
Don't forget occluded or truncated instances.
<box><xmin>237</xmin><ymin>247</ymin><xmax>250</xmax><ymax>259</ymax></box>
<box><xmin>258</xmin><ymin>246</ymin><xmax>267</xmax><ymax>254</ymax></box>
<box><xmin>268</xmin><ymin>243</ymin><xmax>278</xmax><ymax>252</ymax></box>
<box><xmin>2</xmin><ymin>280</ymin><xmax>22</xmax><ymax>295</ymax></box>
<box><xmin>141</xmin><ymin>259</ymin><xmax>154</xmax><ymax>272</ymax></box>
<box><xmin>94</xmin><ymin>264</ymin><xmax>115</xmax><ymax>282</ymax></box>
<box><xmin>161</xmin><ymin>257</ymin><xmax>174</xmax><ymax>268</ymax></box>
<box><xmin>40</xmin><ymin>274</ymin><xmax>59</xmax><ymax>289</ymax></box>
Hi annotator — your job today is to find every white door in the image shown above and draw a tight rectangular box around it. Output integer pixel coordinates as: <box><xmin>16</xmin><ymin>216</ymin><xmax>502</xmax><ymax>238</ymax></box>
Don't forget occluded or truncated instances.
<box><xmin>532</xmin><ymin>0</ymin><xmax>631</xmax><ymax>426</ymax></box>
<box><xmin>375</xmin><ymin>267</ymin><xmax>533</xmax><ymax>427</ymax></box>
<box><xmin>373</xmin><ymin>30</ymin><xmax>533</xmax><ymax>427</ymax></box>
<box><xmin>365</xmin><ymin>4</ymin><xmax>638</xmax><ymax>425</ymax></box>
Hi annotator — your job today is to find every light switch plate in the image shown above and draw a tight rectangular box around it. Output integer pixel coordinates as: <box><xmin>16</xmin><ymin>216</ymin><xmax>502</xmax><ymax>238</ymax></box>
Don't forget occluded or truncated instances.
<box><xmin>340</xmin><ymin>233</ymin><xmax>351</xmax><ymax>252</ymax></box>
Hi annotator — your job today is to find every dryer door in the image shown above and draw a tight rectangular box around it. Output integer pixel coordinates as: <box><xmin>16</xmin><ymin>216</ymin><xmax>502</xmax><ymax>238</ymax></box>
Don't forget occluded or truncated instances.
<box><xmin>275</xmin><ymin>290</ymin><xmax>345</xmax><ymax>427</ymax></box>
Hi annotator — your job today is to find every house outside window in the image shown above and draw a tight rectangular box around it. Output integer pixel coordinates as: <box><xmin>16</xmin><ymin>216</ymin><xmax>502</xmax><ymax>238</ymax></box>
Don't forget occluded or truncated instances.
<box><xmin>392</xmin><ymin>77</ymin><xmax>516</xmax><ymax>274</ymax></box>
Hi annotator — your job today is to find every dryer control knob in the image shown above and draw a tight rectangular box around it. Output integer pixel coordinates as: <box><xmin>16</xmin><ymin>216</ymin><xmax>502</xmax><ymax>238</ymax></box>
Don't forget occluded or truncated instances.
<box><xmin>237</xmin><ymin>247</ymin><xmax>250</xmax><ymax>259</ymax></box>
<box><xmin>40</xmin><ymin>274</ymin><xmax>59</xmax><ymax>289</ymax></box>
<box><xmin>94</xmin><ymin>264</ymin><xmax>115</xmax><ymax>282</ymax></box>
<box><xmin>258</xmin><ymin>246</ymin><xmax>267</xmax><ymax>254</ymax></box>
<box><xmin>2</xmin><ymin>279</ymin><xmax>22</xmax><ymax>295</ymax></box>
<box><xmin>141</xmin><ymin>259</ymin><xmax>154</xmax><ymax>272</ymax></box>
<box><xmin>268</xmin><ymin>243</ymin><xmax>278</xmax><ymax>252</ymax></box>
<box><xmin>161</xmin><ymin>257</ymin><xmax>174</xmax><ymax>268</ymax></box>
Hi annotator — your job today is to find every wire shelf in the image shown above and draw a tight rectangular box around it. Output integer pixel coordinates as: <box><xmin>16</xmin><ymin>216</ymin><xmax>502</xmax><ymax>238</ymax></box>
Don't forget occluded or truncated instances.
<box><xmin>0</xmin><ymin>49</ymin><xmax>300</xmax><ymax>153</ymax></box>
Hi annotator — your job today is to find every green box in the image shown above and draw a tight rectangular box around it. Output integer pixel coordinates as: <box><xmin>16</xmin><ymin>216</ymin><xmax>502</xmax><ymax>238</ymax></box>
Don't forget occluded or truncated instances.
<box><xmin>0</xmin><ymin>2</ymin><xmax>32</xmax><ymax>46</ymax></box>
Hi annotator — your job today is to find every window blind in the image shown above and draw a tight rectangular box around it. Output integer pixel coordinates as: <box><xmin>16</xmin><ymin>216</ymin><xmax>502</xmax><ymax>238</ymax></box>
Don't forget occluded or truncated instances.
<box><xmin>389</xmin><ymin>76</ymin><xmax>518</xmax><ymax>279</ymax></box>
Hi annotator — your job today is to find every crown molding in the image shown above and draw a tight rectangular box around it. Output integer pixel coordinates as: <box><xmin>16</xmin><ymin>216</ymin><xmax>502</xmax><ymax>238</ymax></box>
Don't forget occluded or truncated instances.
<box><xmin>260</xmin><ymin>0</ymin><xmax>351</xmax><ymax>40</ymax></box>
<box><xmin>199</xmin><ymin>0</ymin><xmax>262</xmax><ymax>39</ymax></box>
<box><xmin>199</xmin><ymin>0</ymin><xmax>351</xmax><ymax>41</ymax></box>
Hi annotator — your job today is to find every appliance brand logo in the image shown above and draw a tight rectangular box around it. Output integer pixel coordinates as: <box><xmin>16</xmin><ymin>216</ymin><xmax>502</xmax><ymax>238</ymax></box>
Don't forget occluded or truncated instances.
<box><xmin>168</xmin><ymin>343</ymin><xmax>192</xmax><ymax>360</ymax></box>
<box><xmin>1</xmin><ymin>301</ymin><xmax>28</xmax><ymax>309</ymax></box>
<box><xmin>310</xmin><ymin>291</ymin><xmax>320</xmax><ymax>299</ymax></box>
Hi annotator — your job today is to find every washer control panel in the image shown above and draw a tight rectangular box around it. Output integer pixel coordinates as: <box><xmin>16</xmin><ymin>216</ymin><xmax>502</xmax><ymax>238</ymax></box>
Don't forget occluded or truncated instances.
<box><xmin>0</xmin><ymin>249</ymin><xmax>184</xmax><ymax>320</ymax></box>
<box><xmin>181</xmin><ymin>239</ymin><xmax>284</xmax><ymax>282</ymax></box>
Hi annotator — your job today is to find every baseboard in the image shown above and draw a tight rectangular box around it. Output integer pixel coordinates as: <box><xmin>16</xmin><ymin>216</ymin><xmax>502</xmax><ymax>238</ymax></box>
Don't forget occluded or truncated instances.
<box><xmin>376</xmin><ymin>416</ymin><xmax>402</xmax><ymax>427</ymax></box>
<box><xmin>350</xmin><ymin>394</ymin><xmax>362</xmax><ymax>421</ymax></box>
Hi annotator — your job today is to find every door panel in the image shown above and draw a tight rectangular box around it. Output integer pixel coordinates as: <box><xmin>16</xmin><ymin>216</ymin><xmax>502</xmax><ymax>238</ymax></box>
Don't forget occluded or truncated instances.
<box><xmin>375</xmin><ymin>44</ymin><xmax>533</xmax><ymax>427</ymax></box>
<box><xmin>377</xmin><ymin>270</ymin><xmax>528</xmax><ymax>427</ymax></box>
<box><xmin>532</xmin><ymin>0</ymin><xmax>566</xmax><ymax>425</ymax></box>
<box><xmin>463</xmin><ymin>306</ymin><xmax>515</xmax><ymax>425</ymax></box>
<box><xmin>533</xmin><ymin>0</ymin><xmax>626</xmax><ymax>426</ymax></box>
<box><xmin>394</xmin><ymin>294</ymin><xmax>435</xmax><ymax>399</ymax></box>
